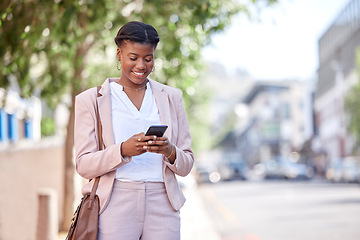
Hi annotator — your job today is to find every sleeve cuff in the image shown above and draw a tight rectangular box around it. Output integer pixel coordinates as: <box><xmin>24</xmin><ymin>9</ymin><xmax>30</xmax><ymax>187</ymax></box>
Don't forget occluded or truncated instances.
<box><xmin>123</xmin><ymin>156</ymin><xmax>131</xmax><ymax>162</ymax></box>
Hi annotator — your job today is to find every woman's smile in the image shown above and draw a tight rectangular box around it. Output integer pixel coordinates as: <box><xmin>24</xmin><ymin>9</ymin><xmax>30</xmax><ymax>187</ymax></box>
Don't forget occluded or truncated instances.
<box><xmin>132</xmin><ymin>71</ymin><xmax>146</xmax><ymax>77</ymax></box>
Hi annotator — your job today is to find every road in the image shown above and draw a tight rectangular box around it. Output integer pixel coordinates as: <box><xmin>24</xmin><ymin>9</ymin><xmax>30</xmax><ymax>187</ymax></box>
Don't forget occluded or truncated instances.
<box><xmin>198</xmin><ymin>180</ymin><xmax>360</xmax><ymax>240</ymax></box>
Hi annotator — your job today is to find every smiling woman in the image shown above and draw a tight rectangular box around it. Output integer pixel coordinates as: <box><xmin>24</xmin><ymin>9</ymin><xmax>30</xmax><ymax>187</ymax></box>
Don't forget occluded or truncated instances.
<box><xmin>73</xmin><ymin>21</ymin><xmax>194</xmax><ymax>240</ymax></box>
<box><xmin>114</xmin><ymin>23</ymin><xmax>158</xmax><ymax>110</ymax></box>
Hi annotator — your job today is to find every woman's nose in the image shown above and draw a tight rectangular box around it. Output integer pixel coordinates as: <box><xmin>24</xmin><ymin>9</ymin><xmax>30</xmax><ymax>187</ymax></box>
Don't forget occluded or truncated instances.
<box><xmin>136</xmin><ymin>59</ymin><xmax>146</xmax><ymax>69</ymax></box>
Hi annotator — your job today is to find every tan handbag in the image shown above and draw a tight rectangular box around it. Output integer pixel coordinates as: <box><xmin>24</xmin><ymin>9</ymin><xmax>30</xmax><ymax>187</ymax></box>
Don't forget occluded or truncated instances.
<box><xmin>65</xmin><ymin>177</ymin><xmax>100</xmax><ymax>240</ymax></box>
<box><xmin>66</xmin><ymin>86</ymin><xmax>103</xmax><ymax>240</ymax></box>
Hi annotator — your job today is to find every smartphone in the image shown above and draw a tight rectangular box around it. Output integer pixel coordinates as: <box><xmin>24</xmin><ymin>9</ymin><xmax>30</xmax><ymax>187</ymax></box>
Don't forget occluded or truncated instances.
<box><xmin>145</xmin><ymin>125</ymin><xmax>168</xmax><ymax>137</ymax></box>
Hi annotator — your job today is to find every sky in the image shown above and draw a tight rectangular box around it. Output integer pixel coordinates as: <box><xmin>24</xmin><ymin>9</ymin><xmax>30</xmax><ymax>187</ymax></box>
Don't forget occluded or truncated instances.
<box><xmin>201</xmin><ymin>0</ymin><xmax>351</xmax><ymax>80</ymax></box>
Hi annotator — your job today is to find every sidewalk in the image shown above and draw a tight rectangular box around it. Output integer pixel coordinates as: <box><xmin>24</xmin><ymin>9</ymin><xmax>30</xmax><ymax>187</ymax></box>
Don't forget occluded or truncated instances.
<box><xmin>180</xmin><ymin>175</ymin><xmax>222</xmax><ymax>240</ymax></box>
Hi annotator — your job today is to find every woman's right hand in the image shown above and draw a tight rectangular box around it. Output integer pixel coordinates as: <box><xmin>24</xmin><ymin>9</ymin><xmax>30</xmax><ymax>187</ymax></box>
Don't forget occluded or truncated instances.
<box><xmin>120</xmin><ymin>132</ymin><xmax>156</xmax><ymax>157</ymax></box>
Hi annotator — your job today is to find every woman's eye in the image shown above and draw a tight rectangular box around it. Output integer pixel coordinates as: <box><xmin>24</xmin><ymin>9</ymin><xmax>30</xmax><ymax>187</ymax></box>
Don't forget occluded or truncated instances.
<box><xmin>130</xmin><ymin>58</ymin><xmax>137</xmax><ymax>61</ymax></box>
<box><xmin>145</xmin><ymin>58</ymin><xmax>152</xmax><ymax>63</ymax></box>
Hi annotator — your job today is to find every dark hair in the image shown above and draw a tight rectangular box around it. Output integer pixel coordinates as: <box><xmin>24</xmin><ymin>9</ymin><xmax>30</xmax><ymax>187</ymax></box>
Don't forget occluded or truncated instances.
<box><xmin>114</xmin><ymin>21</ymin><xmax>160</xmax><ymax>49</ymax></box>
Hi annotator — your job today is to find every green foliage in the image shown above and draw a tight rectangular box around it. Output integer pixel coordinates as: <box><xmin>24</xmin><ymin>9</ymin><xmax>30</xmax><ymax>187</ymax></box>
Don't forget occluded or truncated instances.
<box><xmin>345</xmin><ymin>47</ymin><xmax>360</xmax><ymax>152</ymax></box>
<box><xmin>41</xmin><ymin>116</ymin><xmax>55</xmax><ymax>137</ymax></box>
<box><xmin>1</xmin><ymin>0</ymin><xmax>278</xmax><ymax>152</ymax></box>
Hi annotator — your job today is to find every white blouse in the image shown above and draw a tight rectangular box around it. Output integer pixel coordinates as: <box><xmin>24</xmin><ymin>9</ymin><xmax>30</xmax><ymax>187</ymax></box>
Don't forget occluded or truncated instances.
<box><xmin>110</xmin><ymin>81</ymin><xmax>164</xmax><ymax>182</ymax></box>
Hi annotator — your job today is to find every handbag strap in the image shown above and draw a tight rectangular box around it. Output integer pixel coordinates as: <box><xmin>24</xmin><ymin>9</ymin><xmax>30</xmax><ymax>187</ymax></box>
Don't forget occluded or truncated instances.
<box><xmin>96</xmin><ymin>85</ymin><xmax>104</xmax><ymax>151</ymax></box>
<box><xmin>87</xmin><ymin>86</ymin><xmax>102</xmax><ymax>209</ymax></box>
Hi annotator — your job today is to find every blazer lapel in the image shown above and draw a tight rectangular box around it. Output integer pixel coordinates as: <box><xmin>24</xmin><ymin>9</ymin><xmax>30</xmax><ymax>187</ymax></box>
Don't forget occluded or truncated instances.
<box><xmin>97</xmin><ymin>79</ymin><xmax>115</xmax><ymax>147</ymax></box>
<box><xmin>150</xmin><ymin>80</ymin><xmax>173</xmax><ymax>142</ymax></box>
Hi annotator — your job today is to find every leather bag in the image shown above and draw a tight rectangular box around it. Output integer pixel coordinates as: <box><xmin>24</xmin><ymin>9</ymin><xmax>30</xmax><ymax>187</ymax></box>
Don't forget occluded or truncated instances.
<box><xmin>65</xmin><ymin>178</ymin><xmax>100</xmax><ymax>240</ymax></box>
<box><xmin>65</xmin><ymin>86</ymin><xmax>103</xmax><ymax>240</ymax></box>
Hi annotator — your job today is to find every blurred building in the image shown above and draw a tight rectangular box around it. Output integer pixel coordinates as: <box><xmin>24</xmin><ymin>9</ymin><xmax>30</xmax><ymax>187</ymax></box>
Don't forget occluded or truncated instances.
<box><xmin>221</xmin><ymin>80</ymin><xmax>315</xmax><ymax>166</ymax></box>
<box><xmin>0</xmin><ymin>87</ymin><xmax>41</xmax><ymax>145</ymax></box>
<box><xmin>314</xmin><ymin>0</ymin><xmax>360</xmax><ymax>163</ymax></box>
<box><xmin>0</xmin><ymin>84</ymin><xmax>69</xmax><ymax>239</ymax></box>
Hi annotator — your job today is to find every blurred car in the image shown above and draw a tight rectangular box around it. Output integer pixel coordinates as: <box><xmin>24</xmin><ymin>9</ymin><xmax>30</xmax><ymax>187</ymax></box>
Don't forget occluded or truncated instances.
<box><xmin>326</xmin><ymin>161</ymin><xmax>343</xmax><ymax>183</ymax></box>
<box><xmin>341</xmin><ymin>157</ymin><xmax>360</xmax><ymax>183</ymax></box>
<box><xmin>217</xmin><ymin>159</ymin><xmax>248</xmax><ymax>181</ymax></box>
<box><xmin>193</xmin><ymin>165</ymin><xmax>221</xmax><ymax>184</ymax></box>
<box><xmin>326</xmin><ymin>157</ymin><xmax>360</xmax><ymax>183</ymax></box>
<box><xmin>254</xmin><ymin>159</ymin><xmax>284</xmax><ymax>179</ymax></box>
<box><xmin>284</xmin><ymin>161</ymin><xmax>315</xmax><ymax>179</ymax></box>
<box><xmin>255</xmin><ymin>157</ymin><xmax>314</xmax><ymax>180</ymax></box>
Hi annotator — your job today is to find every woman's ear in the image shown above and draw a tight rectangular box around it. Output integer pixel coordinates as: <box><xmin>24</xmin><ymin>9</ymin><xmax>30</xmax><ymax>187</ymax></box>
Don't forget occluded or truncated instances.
<box><xmin>116</xmin><ymin>48</ymin><xmax>121</xmax><ymax>61</ymax></box>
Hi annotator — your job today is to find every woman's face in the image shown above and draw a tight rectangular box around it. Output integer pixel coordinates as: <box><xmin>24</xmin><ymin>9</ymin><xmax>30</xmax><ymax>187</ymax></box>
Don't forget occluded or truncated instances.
<box><xmin>117</xmin><ymin>40</ymin><xmax>155</xmax><ymax>86</ymax></box>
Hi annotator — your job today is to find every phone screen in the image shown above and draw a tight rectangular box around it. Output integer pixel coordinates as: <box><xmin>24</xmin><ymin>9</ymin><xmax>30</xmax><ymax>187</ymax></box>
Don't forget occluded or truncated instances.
<box><xmin>145</xmin><ymin>125</ymin><xmax>168</xmax><ymax>137</ymax></box>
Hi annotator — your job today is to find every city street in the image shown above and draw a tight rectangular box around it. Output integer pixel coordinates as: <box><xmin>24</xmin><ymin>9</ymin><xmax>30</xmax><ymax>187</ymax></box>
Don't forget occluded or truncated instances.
<box><xmin>198</xmin><ymin>180</ymin><xmax>360</xmax><ymax>240</ymax></box>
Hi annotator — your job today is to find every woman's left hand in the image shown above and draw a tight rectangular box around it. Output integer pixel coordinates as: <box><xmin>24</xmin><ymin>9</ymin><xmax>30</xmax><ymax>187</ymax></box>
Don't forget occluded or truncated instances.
<box><xmin>143</xmin><ymin>136</ymin><xmax>176</xmax><ymax>163</ymax></box>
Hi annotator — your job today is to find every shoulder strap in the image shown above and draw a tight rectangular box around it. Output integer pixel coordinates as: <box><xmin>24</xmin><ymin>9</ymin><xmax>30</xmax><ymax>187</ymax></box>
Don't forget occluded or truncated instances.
<box><xmin>96</xmin><ymin>86</ymin><xmax>103</xmax><ymax>151</ymax></box>
<box><xmin>88</xmin><ymin>86</ymin><xmax>102</xmax><ymax>205</ymax></box>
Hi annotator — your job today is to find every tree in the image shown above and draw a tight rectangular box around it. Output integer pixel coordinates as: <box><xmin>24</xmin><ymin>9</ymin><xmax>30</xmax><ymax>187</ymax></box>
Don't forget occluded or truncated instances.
<box><xmin>345</xmin><ymin>47</ymin><xmax>360</xmax><ymax>154</ymax></box>
<box><xmin>1</xmin><ymin>0</ymin><xmax>278</xmax><ymax>230</ymax></box>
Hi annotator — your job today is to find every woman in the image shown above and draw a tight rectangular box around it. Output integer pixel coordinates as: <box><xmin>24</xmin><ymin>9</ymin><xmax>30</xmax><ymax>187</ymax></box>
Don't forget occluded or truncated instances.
<box><xmin>74</xmin><ymin>21</ymin><xmax>194</xmax><ymax>240</ymax></box>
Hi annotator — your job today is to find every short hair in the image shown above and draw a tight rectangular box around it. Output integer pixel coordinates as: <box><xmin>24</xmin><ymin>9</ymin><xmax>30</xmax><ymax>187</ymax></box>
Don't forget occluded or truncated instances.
<box><xmin>114</xmin><ymin>21</ymin><xmax>160</xmax><ymax>49</ymax></box>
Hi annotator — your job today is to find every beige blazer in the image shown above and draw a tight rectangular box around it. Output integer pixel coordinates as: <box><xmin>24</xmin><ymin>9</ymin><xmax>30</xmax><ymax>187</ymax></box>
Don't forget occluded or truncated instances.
<box><xmin>74</xmin><ymin>78</ymin><xmax>194</xmax><ymax>214</ymax></box>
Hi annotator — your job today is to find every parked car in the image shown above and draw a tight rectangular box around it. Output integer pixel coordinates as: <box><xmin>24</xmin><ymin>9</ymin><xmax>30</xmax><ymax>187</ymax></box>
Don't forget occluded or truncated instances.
<box><xmin>284</xmin><ymin>161</ymin><xmax>315</xmax><ymax>179</ymax></box>
<box><xmin>193</xmin><ymin>165</ymin><xmax>221</xmax><ymax>184</ymax></box>
<box><xmin>217</xmin><ymin>159</ymin><xmax>248</xmax><ymax>181</ymax></box>
<box><xmin>255</xmin><ymin>159</ymin><xmax>285</xmax><ymax>179</ymax></box>
<box><xmin>341</xmin><ymin>157</ymin><xmax>360</xmax><ymax>183</ymax></box>
<box><xmin>326</xmin><ymin>161</ymin><xmax>344</xmax><ymax>183</ymax></box>
<box><xmin>255</xmin><ymin>157</ymin><xmax>314</xmax><ymax>180</ymax></box>
<box><xmin>326</xmin><ymin>157</ymin><xmax>360</xmax><ymax>183</ymax></box>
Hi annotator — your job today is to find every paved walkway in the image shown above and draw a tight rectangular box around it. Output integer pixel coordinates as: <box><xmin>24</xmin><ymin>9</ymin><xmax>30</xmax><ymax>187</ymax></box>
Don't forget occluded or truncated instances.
<box><xmin>180</xmin><ymin>175</ymin><xmax>221</xmax><ymax>240</ymax></box>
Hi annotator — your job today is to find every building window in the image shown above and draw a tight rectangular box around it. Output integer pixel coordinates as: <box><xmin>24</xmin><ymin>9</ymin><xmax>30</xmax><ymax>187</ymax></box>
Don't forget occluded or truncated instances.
<box><xmin>8</xmin><ymin>113</ymin><xmax>18</xmax><ymax>142</ymax></box>
<box><xmin>0</xmin><ymin>108</ymin><xmax>9</xmax><ymax>143</ymax></box>
<box><xmin>282</xmin><ymin>103</ymin><xmax>290</xmax><ymax>119</ymax></box>
<box><xmin>24</xmin><ymin>119</ymin><xmax>33</xmax><ymax>139</ymax></box>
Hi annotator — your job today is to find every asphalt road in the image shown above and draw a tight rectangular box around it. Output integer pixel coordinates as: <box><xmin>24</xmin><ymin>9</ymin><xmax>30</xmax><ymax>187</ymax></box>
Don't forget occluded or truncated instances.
<box><xmin>198</xmin><ymin>180</ymin><xmax>360</xmax><ymax>240</ymax></box>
